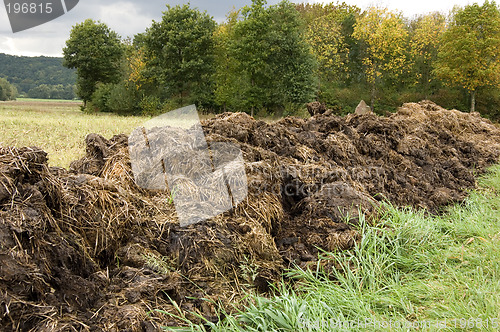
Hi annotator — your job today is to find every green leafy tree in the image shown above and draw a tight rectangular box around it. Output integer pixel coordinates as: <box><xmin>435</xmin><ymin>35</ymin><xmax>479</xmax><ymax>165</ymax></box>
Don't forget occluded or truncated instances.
<box><xmin>143</xmin><ymin>4</ymin><xmax>216</xmax><ymax>107</ymax></box>
<box><xmin>435</xmin><ymin>1</ymin><xmax>500</xmax><ymax>112</ymax></box>
<box><xmin>214</xmin><ymin>9</ymin><xmax>251</xmax><ymax>112</ymax></box>
<box><xmin>232</xmin><ymin>0</ymin><xmax>317</xmax><ymax>115</ymax></box>
<box><xmin>63</xmin><ymin>19</ymin><xmax>124</xmax><ymax>106</ymax></box>
<box><xmin>231</xmin><ymin>0</ymin><xmax>271</xmax><ymax>115</ymax></box>
<box><xmin>353</xmin><ymin>7</ymin><xmax>409</xmax><ymax>110</ymax></box>
<box><xmin>0</xmin><ymin>77</ymin><xmax>17</xmax><ymax>101</ymax></box>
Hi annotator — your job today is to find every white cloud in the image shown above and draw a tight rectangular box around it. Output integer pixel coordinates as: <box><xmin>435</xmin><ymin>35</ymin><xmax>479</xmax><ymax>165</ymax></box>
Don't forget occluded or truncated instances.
<box><xmin>0</xmin><ymin>3</ymin><xmax>11</xmax><ymax>34</ymax></box>
<box><xmin>313</xmin><ymin>0</ymin><xmax>487</xmax><ymax>17</ymax></box>
<box><xmin>99</xmin><ymin>2</ymin><xmax>155</xmax><ymax>39</ymax></box>
<box><xmin>0</xmin><ymin>20</ymin><xmax>70</xmax><ymax>56</ymax></box>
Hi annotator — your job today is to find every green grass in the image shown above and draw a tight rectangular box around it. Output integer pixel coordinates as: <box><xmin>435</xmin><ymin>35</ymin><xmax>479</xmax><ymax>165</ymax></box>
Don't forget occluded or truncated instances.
<box><xmin>0</xmin><ymin>100</ymin><xmax>149</xmax><ymax>168</ymax></box>
<box><xmin>163</xmin><ymin>166</ymin><xmax>500</xmax><ymax>331</ymax></box>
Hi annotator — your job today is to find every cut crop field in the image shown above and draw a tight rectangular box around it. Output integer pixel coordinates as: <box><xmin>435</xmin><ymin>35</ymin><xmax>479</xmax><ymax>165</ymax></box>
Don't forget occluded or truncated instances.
<box><xmin>0</xmin><ymin>100</ymin><xmax>149</xmax><ymax>168</ymax></box>
<box><xmin>1</xmin><ymin>100</ymin><xmax>500</xmax><ymax>331</ymax></box>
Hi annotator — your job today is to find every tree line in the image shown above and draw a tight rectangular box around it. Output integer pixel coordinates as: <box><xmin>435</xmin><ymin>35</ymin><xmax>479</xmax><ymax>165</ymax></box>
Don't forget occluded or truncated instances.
<box><xmin>63</xmin><ymin>0</ymin><xmax>500</xmax><ymax>118</ymax></box>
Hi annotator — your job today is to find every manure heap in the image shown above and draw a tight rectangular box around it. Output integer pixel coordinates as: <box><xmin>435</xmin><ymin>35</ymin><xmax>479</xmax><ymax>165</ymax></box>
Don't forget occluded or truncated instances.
<box><xmin>1</xmin><ymin>101</ymin><xmax>500</xmax><ymax>330</ymax></box>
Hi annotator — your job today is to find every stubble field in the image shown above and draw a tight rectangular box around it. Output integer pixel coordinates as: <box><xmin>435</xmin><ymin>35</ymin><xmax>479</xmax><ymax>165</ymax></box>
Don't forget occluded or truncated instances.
<box><xmin>0</xmin><ymin>99</ymin><xmax>149</xmax><ymax>168</ymax></box>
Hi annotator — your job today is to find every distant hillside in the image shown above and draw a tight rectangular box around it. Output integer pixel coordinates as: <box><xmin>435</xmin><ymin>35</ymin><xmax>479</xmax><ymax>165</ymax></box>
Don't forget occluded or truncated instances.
<box><xmin>0</xmin><ymin>53</ymin><xmax>76</xmax><ymax>98</ymax></box>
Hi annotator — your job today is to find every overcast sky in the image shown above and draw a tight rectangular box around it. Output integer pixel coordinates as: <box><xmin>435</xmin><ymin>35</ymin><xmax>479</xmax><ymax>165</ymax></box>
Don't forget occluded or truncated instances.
<box><xmin>0</xmin><ymin>0</ymin><xmax>487</xmax><ymax>57</ymax></box>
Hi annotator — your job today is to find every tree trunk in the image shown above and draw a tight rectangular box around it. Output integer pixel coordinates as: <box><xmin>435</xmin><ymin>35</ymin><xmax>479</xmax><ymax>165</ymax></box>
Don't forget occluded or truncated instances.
<box><xmin>370</xmin><ymin>81</ymin><xmax>376</xmax><ymax>112</ymax></box>
<box><xmin>471</xmin><ymin>90</ymin><xmax>476</xmax><ymax>113</ymax></box>
<box><xmin>424</xmin><ymin>66</ymin><xmax>430</xmax><ymax>100</ymax></box>
<box><xmin>424</xmin><ymin>79</ymin><xmax>429</xmax><ymax>100</ymax></box>
<box><xmin>251</xmin><ymin>78</ymin><xmax>255</xmax><ymax>117</ymax></box>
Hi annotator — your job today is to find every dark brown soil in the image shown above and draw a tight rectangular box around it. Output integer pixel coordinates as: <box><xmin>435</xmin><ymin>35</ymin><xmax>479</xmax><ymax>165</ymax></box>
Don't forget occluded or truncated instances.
<box><xmin>1</xmin><ymin>101</ymin><xmax>500</xmax><ymax>331</ymax></box>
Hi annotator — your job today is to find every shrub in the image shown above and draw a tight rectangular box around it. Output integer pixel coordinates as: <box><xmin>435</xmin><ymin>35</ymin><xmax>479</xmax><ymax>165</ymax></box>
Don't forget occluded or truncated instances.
<box><xmin>108</xmin><ymin>82</ymin><xmax>138</xmax><ymax>115</ymax></box>
<box><xmin>90</xmin><ymin>83</ymin><xmax>114</xmax><ymax>112</ymax></box>
<box><xmin>139</xmin><ymin>95</ymin><xmax>163</xmax><ymax>116</ymax></box>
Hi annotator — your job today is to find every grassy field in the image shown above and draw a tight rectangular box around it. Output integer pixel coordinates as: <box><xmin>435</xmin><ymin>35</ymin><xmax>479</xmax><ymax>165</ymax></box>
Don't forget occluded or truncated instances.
<box><xmin>16</xmin><ymin>97</ymin><xmax>83</xmax><ymax>103</ymax></box>
<box><xmin>0</xmin><ymin>99</ymin><xmax>149</xmax><ymax>168</ymax></box>
<box><xmin>163</xmin><ymin>167</ymin><xmax>500</xmax><ymax>331</ymax></box>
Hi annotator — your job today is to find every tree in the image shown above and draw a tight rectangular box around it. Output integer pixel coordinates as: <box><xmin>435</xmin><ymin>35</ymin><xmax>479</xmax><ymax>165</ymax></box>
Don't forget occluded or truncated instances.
<box><xmin>299</xmin><ymin>3</ymin><xmax>360</xmax><ymax>86</ymax></box>
<box><xmin>268</xmin><ymin>1</ymin><xmax>318</xmax><ymax>110</ymax></box>
<box><xmin>409</xmin><ymin>13</ymin><xmax>446</xmax><ymax>98</ymax></box>
<box><xmin>435</xmin><ymin>1</ymin><xmax>500</xmax><ymax>112</ymax></box>
<box><xmin>231</xmin><ymin>0</ymin><xmax>271</xmax><ymax>115</ymax></box>
<box><xmin>353</xmin><ymin>7</ymin><xmax>409</xmax><ymax>110</ymax></box>
<box><xmin>213</xmin><ymin>9</ymin><xmax>252</xmax><ymax>112</ymax></box>
<box><xmin>143</xmin><ymin>5</ymin><xmax>216</xmax><ymax>107</ymax></box>
<box><xmin>0</xmin><ymin>77</ymin><xmax>17</xmax><ymax>101</ymax></box>
<box><xmin>63</xmin><ymin>19</ymin><xmax>124</xmax><ymax>106</ymax></box>
<box><xmin>127</xmin><ymin>48</ymin><xmax>149</xmax><ymax>91</ymax></box>
<box><xmin>231</xmin><ymin>0</ymin><xmax>317</xmax><ymax>115</ymax></box>
<box><xmin>306</xmin><ymin>9</ymin><xmax>347</xmax><ymax>86</ymax></box>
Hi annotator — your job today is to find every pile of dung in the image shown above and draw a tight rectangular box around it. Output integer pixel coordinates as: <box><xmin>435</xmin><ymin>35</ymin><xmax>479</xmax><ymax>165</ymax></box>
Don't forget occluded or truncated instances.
<box><xmin>1</xmin><ymin>101</ymin><xmax>500</xmax><ymax>331</ymax></box>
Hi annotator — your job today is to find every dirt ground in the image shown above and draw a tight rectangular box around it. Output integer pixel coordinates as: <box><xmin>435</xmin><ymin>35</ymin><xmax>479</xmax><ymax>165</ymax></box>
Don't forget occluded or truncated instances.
<box><xmin>1</xmin><ymin>101</ymin><xmax>500</xmax><ymax>331</ymax></box>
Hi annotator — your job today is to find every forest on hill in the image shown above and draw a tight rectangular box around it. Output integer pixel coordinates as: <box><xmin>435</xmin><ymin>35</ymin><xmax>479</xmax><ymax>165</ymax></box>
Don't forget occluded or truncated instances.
<box><xmin>0</xmin><ymin>53</ymin><xmax>77</xmax><ymax>99</ymax></box>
